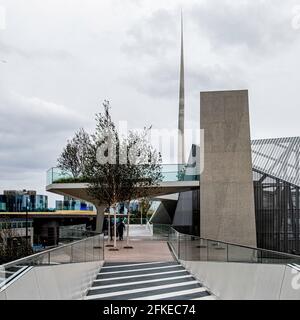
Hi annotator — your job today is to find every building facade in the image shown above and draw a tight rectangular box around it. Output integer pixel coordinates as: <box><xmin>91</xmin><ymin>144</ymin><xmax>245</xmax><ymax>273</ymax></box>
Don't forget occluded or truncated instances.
<box><xmin>153</xmin><ymin>137</ymin><xmax>300</xmax><ymax>255</ymax></box>
<box><xmin>55</xmin><ymin>196</ymin><xmax>94</xmax><ymax>211</ymax></box>
<box><xmin>0</xmin><ymin>218</ymin><xmax>34</xmax><ymax>247</ymax></box>
<box><xmin>1</xmin><ymin>190</ymin><xmax>48</xmax><ymax>212</ymax></box>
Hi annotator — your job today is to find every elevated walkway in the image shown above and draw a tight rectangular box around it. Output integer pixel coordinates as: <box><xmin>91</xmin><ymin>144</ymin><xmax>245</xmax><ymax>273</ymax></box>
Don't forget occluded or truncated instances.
<box><xmin>45</xmin><ymin>165</ymin><xmax>199</xmax><ymax>204</ymax></box>
<box><xmin>2</xmin><ymin>226</ymin><xmax>300</xmax><ymax>300</ymax></box>
<box><xmin>46</xmin><ymin>180</ymin><xmax>199</xmax><ymax>203</ymax></box>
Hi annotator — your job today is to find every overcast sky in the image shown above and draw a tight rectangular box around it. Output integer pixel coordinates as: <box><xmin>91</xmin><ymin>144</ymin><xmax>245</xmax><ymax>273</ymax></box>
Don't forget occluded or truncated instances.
<box><xmin>0</xmin><ymin>0</ymin><xmax>300</xmax><ymax>207</ymax></box>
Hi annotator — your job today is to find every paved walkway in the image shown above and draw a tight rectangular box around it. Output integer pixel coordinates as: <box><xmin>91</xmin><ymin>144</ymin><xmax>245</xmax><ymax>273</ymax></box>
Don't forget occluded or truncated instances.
<box><xmin>104</xmin><ymin>224</ymin><xmax>173</xmax><ymax>262</ymax></box>
<box><xmin>104</xmin><ymin>239</ymin><xmax>174</xmax><ymax>262</ymax></box>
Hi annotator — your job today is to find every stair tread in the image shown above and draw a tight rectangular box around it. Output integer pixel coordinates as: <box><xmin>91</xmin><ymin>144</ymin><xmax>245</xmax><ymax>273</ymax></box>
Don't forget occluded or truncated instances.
<box><xmin>86</xmin><ymin>260</ymin><xmax>213</xmax><ymax>301</ymax></box>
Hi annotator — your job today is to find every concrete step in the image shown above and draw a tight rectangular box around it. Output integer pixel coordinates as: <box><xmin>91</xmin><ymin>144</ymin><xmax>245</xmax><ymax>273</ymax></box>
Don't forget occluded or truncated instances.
<box><xmin>85</xmin><ymin>261</ymin><xmax>213</xmax><ymax>300</ymax></box>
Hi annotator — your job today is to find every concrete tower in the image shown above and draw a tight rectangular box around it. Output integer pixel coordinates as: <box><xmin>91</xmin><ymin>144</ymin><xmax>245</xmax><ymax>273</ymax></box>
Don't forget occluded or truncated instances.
<box><xmin>178</xmin><ymin>11</ymin><xmax>185</xmax><ymax>164</ymax></box>
<box><xmin>200</xmin><ymin>90</ymin><xmax>257</xmax><ymax>247</ymax></box>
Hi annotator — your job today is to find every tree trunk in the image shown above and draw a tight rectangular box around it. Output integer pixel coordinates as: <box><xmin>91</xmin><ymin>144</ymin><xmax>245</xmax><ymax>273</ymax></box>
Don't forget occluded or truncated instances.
<box><xmin>126</xmin><ymin>210</ymin><xmax>130</xmax><ymax>246</ymax></box>
<box><xmin>113</xmin><ymin>206</ymin><xmax>117</xmax><ymax>249</ymax></box>
<box><xmin>95</xmin><ymin>205</ymin><xmax>106</xmax><ymax>233</ymax></box>
<box><xmin>141</xmin><ymin>200</ymin><xmax>143</xmax><ymax>225</ymax></box>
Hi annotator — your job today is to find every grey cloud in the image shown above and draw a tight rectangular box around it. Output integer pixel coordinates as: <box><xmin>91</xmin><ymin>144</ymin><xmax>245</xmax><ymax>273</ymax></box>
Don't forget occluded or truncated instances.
<box><xmin>187</xmin><ymin>64</ymin><xmax>248</xmax><ymax>93</ymax></box>
<box><xmin>0</xmin><ymin>0</ymin><xmax>300</xmax><ymax>205</ymax></box>
<box><xmin>121</xmin><ymin>8</ymin><xmax>178</xmax><ymax>59</ymax></box>
<box><xmin>123</xmin><ymin>57</ymin><xmax>246</xmax><ymax>99</ymax></box>
<box><xmin>0</xmin><ymin>40</ymin><xmax>73</xmax><ymax>61</ymax></box>
<box><xmin>120</xmin><ymin>1</ymin><xmax>297</xmax><ymax>101</ymax></box>
<box><xmin>0</xmin><ymin>89</ymin><xmax>85</xmax><ymax>133</ymax></box>
<box><xmin>0</xmin><ymin>89</ymin><xmax>87</xmax><ymax>179</ymax></box>
<box><xmin>188</xmin><ymin>0</ymin><xmax>297</xmax><ymax>57</ymax></box>
<box><xmin>120</xmin><ymin>5</ymin><xmax>248</xmax><ymax>99</ymax></box>
<box><xmin>122</xmin><ymin>0</ymin><xmax>298</xmax><ymax>63</ymax></box>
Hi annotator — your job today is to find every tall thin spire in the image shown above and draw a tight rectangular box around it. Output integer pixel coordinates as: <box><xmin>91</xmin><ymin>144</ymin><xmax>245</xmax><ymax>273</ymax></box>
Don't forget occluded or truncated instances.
<box><xmin>178</xmin><ymin>10</ymin><xmax>185</xmax><ymax>164</ymax></box>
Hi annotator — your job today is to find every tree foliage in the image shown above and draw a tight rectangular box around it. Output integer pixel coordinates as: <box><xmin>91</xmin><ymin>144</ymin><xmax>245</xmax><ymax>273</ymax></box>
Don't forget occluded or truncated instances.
<box><xmin>57</xmin><ymin>128</ymin><xmax>90</xmax><ymax>178</ymax></box>
<box><xmin>57</xmin><ymin>100</ymin><xmax>162</xmax><ymax>209</ymax></box>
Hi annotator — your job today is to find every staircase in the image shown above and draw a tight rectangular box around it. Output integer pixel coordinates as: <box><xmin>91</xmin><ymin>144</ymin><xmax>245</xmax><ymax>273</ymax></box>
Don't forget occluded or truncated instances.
<box><xmin>85</xmin><ymin>261</ymin><xmax>215</xmax><ymax>300</ymax></box>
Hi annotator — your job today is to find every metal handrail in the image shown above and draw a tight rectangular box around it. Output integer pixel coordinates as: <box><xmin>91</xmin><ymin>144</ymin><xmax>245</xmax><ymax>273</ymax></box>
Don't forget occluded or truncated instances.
<box><xmin>168</xmin><ymin>227</ymin><xmax>300</xmax><ymax>261</ymax></box>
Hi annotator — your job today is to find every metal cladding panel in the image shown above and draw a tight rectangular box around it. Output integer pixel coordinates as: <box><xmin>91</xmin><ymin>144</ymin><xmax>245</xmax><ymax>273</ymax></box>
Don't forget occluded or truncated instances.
<box><xmin>251</xmin><ymin>137</ymin><xmax>300</xmax><ymax>187</ymax></box>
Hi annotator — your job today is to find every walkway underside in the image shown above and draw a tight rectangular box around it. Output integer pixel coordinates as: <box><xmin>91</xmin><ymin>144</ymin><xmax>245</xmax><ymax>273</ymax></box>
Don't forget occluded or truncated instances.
<box><xmin>46</xmin><ymin>181</ymin><xmax>199</xmax><ymax>204</ymax></box>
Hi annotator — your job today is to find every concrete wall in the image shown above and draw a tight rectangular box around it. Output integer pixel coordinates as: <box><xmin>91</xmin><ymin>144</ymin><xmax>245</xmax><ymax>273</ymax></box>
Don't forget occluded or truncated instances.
<box><xmin>0</xmin><ymin>260</ymin><xmax>102</xmax><ymax>300</ymax></box>
<box><xmin>200</xmin><ymin>90</ymin><xmax>256</xmax><ymax>247</ymax></box>
<box><xmin>181</xmin><ymin>260</ymin><xmax>300</xmax><ymax>300</ymax></box>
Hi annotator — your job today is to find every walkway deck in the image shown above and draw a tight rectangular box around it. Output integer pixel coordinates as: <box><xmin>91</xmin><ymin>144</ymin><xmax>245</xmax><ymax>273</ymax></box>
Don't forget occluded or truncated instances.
<box><xmin>104</xmin><ymin>224</ymin><xmax>174</xmax><ymax>262</ymax></box>
<box><xmin>104</xmin><ymin>239</ymin><xmax>174</xmax><ymax>262</ymax></box>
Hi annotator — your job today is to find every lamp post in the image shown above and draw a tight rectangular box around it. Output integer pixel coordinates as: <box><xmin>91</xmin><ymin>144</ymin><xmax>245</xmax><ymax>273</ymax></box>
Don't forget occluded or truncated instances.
<box><xmin>26</xmin><ymin>197</ymin><xmax>28</xmax><ymax>248</ymax></box>
<box><xmin>109</xmin><ymin>204</ymin><xmax>118</xmax><ymax>251</ymax></box>
<box><xmin>22</xmin><ymin>190</ymin><xmax>30</xmax><ymax>251</ymax></box>
<box><xmin>106</xmin><ymin>208</ymin><xmax>113</xmax><ymax>248</ymax></box>
<box><xmin>140</xmin><ymin>199</ymin><xmax>143</xmax><ymax>225</ymax></box>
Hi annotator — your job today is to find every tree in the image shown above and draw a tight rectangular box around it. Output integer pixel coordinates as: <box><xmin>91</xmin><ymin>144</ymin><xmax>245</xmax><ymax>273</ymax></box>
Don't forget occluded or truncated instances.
<box><xmin>57</xmin><ymin>128</ymin><xmax>90</xmax><ymax>178</ymax></box>
<box><xmin>83</xmin><ymin>100</ymin><xmax>162</xmax><ymax>249</ymax></box>
<box><xmin>0</xmin><ymin>221</ymin><xmax>33</xmax><ymax>264</ymax></box>
<box><xmin>56</xmin><ymin>100</ymin><xmax>162</xmax><ymax>249</ymax></box>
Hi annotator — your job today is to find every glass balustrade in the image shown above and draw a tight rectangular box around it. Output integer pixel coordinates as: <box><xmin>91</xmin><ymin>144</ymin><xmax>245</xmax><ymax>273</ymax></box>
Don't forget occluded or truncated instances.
<box><xmin>46</xmin><ymin>164</ymin><xmax>200</xmax><ymax>185</ymax></box>
<box><xmin>0</xmin><ymin>233</ymin><xmax>104</xmax><ymax>290</ymax></box>
<box><xmin>168</xmin><ymin>227</ymin><xmax>300</xmax><ymax>265</ymax></box>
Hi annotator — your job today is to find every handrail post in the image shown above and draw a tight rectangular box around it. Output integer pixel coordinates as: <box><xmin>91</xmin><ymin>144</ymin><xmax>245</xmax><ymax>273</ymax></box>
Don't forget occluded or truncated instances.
<box><xmin>185</xmin><ymin>235</ymin><xmax>187</xmax><ymax>261</ymax></box>
<box><xmin>102</xmin><ymin>234</ymin><xmax>105</xmax><ymax>260</ymax></box>
<box><xmin>48</xmin><ymin>251</ymin><xmax>50</xmax><ymax>264</ymax></box>
<box><xmin>84</xmin><ymin>236</ymin><xmax>87</xmax><ymax>262</ymax></box>
<box><xmin>227</xmin><ymin>243</ymin><xmax>229</xmax><ymax>262</ymax></box>
<box><xmin>71</xmin><ymin>243</ymin><xmax>73</xmax><ymax>263</ymax></box>
<box><xmin>207</xmin><ymin>240</ymin><xmax>209</xmax><ymax>261</ymax></box>
<box><xmin>178</xmin><ymin>232</ymin><xmax>180</xmax><ymax>260</ymax></box>
<box><xmin>199</xmin><ymin>238</ymin><xmax>201</xmax><ymax>261</ymax></box>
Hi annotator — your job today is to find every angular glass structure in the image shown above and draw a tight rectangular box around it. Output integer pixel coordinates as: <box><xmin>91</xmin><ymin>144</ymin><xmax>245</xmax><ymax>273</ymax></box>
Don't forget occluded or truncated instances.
<box><xmin>154</xmin><ymin>138</ymin><xmax>300</xmax><ymax>255</ymax></box>
<box><xmin>252</xmin><ymin>137</ymin><xmax>300</xmax><ymax>187</ymax></box>
<box><xmin>252</xmin><ymin>137</ymin><xmax>300</xmax><ymax>254</ymax></box>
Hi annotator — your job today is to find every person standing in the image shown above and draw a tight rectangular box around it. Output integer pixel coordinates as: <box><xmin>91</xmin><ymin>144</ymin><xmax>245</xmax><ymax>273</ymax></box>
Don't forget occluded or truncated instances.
<box><xmin>117</xmin><ymin>219</ymin><xmax>126</xmax><ymax>241</ymax></box>
<box><xmin>110</xmin><ymin>218</ymin><xmax>114</xmax><ymax>241</ymax></box>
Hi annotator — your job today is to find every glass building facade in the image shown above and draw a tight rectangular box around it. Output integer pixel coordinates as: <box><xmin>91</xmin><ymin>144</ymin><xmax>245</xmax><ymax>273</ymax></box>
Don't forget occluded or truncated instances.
<box><xmin>253</xmin><ymin>170</ymin><xmax>300</xmax><ymax>254</ymax></box>
<box><xmin>55</xmin><ymin>198</ymin><xmax>93</xmax><ymax>211</ymax></box>
<box><xmin>0</xmin><ymin>195</ymin><xmax>6</xmax><ymax>212</ymax></box>
<box><xmin>251</xmin><ymin>137</ymin><xmax>300</xmax><ymax>254</ymax></box>
<box><xmin>0</xmin><ymin>191</ymin><xmax>48</xmax><ymax>212</ymax></box>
